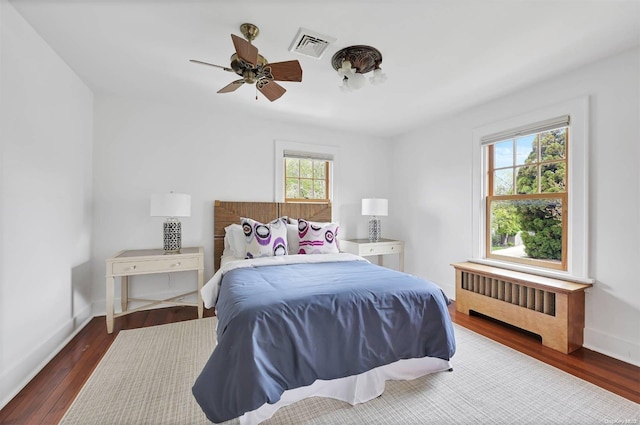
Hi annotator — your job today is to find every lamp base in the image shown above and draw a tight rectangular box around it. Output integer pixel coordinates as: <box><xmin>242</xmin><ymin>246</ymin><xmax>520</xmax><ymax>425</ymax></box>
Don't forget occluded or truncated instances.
<box><xmin>368</xmin><ymin>216</ymin><xmax>381</xmax><ymax>242</ymax></box>
<box><xmin>163</xmin><ymin>218</ymin><xmax>181</xmax><ymax>254</ymax></box>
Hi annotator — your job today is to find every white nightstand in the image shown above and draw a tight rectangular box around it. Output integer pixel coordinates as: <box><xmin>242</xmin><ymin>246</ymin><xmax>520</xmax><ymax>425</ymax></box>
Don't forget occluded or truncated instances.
<box><xmin>340</xmin><ymin>238</ymin><xmax>404</xmax><ymax>271</ymax></box>
<box><xmin>105</xmin><ymin>247</ymin><xmax>204</xmax><ymax>333</ymax></box>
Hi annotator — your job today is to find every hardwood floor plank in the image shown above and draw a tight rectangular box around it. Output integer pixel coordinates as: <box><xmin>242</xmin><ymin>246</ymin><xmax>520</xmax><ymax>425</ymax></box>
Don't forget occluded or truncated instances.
<box><xmin>0</xmin><ymin>304</ymin><xmax>637</xmax><ymax>424</ymax></box>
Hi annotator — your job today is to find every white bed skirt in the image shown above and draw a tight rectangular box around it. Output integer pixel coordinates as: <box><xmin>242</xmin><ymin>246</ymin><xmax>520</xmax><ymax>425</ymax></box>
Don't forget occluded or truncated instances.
<box><xmin>237</xmin><ymin>356</ymin><xmax>452</xmax><ymax>425</ymax></box>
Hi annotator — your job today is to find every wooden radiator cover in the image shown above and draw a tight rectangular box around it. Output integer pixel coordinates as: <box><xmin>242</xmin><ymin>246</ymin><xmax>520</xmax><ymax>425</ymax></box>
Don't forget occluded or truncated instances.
<box><xmin>452</xmin><ymin>262</ymin><xmax>591</xmax><ymax>354</ymax></box>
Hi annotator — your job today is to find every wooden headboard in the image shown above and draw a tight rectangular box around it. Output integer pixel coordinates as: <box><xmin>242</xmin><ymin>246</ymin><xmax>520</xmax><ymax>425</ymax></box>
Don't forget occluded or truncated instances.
<box><xmin>213</xmin><ymin>200</ymin><xmax>332</xmax><ymax>271</ymax></box>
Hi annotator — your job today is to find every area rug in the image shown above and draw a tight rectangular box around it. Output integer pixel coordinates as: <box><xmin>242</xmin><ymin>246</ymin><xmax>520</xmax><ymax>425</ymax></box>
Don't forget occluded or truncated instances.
<box><xmin>59</xmin><ymin>317</ymin><xmax>639</xmax><ymax>424</ymax></box>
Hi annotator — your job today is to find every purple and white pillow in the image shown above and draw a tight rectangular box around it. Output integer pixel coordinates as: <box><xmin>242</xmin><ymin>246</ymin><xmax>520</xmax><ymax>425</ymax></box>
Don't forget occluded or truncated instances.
<box><xmin>297</xmin><ymin>218</ymin><xmax>339</xmax><ymax>254</ymax></box>
<box><xmin>241</xmin><ymin>217</ymin><xmax>288</xmax><ymax>258</ymax></box>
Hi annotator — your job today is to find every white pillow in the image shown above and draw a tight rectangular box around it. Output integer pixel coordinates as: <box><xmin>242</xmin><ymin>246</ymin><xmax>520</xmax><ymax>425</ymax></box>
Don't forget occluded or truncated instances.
<box><xmin>241</xmin><ymin>217</ymin><xmax>288</xmax><ymax>258</ymax></box>
<box><xmin>297</xmin><ymin>218</ymin><xmax>340</xmax><ymax>254</ymax></box>
<box><xmin>223</xmin><ymin>224</ymin><xmax>245</xmax><ymax>258</ymax></box>
<box><xmin>286</xmin><ymin>223</ymin><xmax>300</xmax><ymax>255</ymax></box>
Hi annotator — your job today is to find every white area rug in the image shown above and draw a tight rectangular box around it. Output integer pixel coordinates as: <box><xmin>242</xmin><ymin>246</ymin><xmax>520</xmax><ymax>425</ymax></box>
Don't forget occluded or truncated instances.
<box><xmin>59</xmin><ymin>317</ymin><xmax>639</xmax><ymax>424</ymax></box>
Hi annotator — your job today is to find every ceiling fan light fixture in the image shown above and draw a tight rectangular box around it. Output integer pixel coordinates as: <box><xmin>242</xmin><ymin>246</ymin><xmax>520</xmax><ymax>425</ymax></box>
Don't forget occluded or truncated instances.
<box><xmin>331</xmin><ymin>45</ymin><xmax>384</xmax><ymax>91</ymax></box>
<box><xmin>347</xmin><ymin>72</ymin><xmax>366</xmax><ymax>90</ymax></box>
<box><xmin>337</xmin><ymin>60</ymin><xmax>355</xmax><ymax>78</ymax></box>
<box><xmin>370</xmin><ymin>68</ymin><xmax>387</xmax><ymax>85</ymax></box>
<box><xmin>340</xmin><ymin>76</ymin><xmax>351</xmax><ymax>92</ymax></box>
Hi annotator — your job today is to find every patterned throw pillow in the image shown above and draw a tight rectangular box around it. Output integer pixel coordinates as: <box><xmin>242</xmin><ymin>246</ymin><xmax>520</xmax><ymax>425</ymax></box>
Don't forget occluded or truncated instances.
<box><xmin>241</xmin><ymin>217</ymin><xmax>288</xmax><ymax>258</ymax></box>
<box><xmin>297</xmin><ymin>218</ymin><xmax>339</xmax><ymax>254</ymax></box>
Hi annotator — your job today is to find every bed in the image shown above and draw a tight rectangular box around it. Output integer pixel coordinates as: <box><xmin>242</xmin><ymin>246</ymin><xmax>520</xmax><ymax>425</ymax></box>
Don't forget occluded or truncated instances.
<box><xmin>193</xmin><ymin>201</ymin><xmax>456</xmax><ymax>424</ymax></box>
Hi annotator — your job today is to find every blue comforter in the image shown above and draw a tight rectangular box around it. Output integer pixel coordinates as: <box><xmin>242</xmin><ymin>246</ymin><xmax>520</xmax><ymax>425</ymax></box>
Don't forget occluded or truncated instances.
<box><xmin>192</xmin><ymin>260</ymin><xmax>456</xmax><ymax>423</ymax></box>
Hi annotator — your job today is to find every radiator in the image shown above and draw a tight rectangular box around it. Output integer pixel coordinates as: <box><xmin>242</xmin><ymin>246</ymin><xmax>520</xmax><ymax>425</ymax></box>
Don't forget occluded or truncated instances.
<box><xmin>452</xmin><ymin>262</ymin><xmax>591</xmax><ymax>354</ymax></box>
<box><xmin>460</xmin><ymin>270</ymin><xmax>556</xmax><ymax>316</ymax></box>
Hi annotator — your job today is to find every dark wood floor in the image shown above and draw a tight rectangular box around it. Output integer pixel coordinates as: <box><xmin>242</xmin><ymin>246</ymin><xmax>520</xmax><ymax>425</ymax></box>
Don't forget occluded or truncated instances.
<box><xmin>1</xmin><ymin>303</ymin><xmax>638</xmax><ymax>424</ymax></box>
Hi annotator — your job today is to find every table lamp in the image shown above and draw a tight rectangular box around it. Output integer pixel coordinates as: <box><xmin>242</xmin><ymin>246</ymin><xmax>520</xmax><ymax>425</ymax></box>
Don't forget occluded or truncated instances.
<box><xmin>150</xmin><ymin>192</ymin><xmax>191</xmax><ymax>253</ymax></box>
<box><xmin>362</xmin><ymin>198</ymin><xmax>388</xmax><ymax>242</ymax></box>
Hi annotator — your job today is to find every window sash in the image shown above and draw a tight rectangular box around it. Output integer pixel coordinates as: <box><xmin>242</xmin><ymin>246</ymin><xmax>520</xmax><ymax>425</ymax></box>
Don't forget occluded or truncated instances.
<box><xmin>488</xmin><ymin>127</ymin><xmax>568</xmax><ymax>197</ymax></box>
<box><xmin>485</xmin><ymin>193</ymin><xmax>567</xmax><ymax>270</ymax></box>
<box><xmin>284</xmin><ymin>158</ymin><xmax>330</xmax><ymax>202</ymax></box>
<box><xmin>485</xmin><ymin>124</ymin><xmax>569</xmax><ymax>271</ymax></box>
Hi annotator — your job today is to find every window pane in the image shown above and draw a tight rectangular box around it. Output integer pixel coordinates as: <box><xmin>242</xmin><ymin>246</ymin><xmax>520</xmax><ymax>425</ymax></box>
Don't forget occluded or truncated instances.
<box><xmin>516</xmin><ymin>165</ymin><xmax>538</xmax><ymax>194</ymax></box>
<box><xmin>493</xmin><ymin>140</ymin><xmax>514</xmax><ymax>168</ymax></box>
<box><xmin>313</xmin><ymin>180</ymin><xmax>326</xmax><ymax>199</ymax></box>
<box><xmin>286</xmin><ymin>178</ymin><xmax>299</xmax><ymax>199</ymax></box>
<box><xmin>516</xmin><ymin>134</ymin><xmax>536</xmax><ymax>166</ymax></box>
<box><xmin>540</xmin><ymin>128</ymin><xmax>567</xmax><ymax>161</ymax></box>
<box><xmin>494</xmin><ymin>169</ymin><xmax>513</xmax><ymax>195</ymax></box>
<box><xmin>299</xmin><ymin>159</ymin><xmax>313</xmax><ymax>178</ymax></box>
<box><xmin>490</xmin><ymin>200</ymin><xmax>521</xmax><ymax>253</ymax></box>
<box><xmin>490</xmin><ymin>197</ymin><xmax>563</xmax><ymax>264</ymax></box>
<box><xmin>285</xmin><ymin>158</ymin><xmax>299</xmax><ymax>178</ymax></box>
<box><xmin>300</xmin><ymin>179</ymin><xmax>312</xmax><ymax>199</ymax></box>
<box><xmin>313</xmin><ymin>160</ymin><xmax>326</xmax><ymax>179</ymax></box>
<box><xmin>541</xmin><ymin>162</ymin><xmax>566</xmax><ymax>193</ymax></box>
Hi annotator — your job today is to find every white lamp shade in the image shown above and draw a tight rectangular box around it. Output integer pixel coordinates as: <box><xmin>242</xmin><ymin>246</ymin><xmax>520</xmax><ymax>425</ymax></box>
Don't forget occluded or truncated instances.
<box><xmin>150</xmin><ymin>193</ymin><xmax>191</xmax><ymax>217</ymax></box>
<box><xmin>362</xmin><ymin>198</ymin><xmax>388</xmax><ymax>216</ymax></box>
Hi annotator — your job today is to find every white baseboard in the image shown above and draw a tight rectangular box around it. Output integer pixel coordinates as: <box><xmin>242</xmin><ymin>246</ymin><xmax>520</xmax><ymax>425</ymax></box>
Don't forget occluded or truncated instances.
<box><xmin>0</xmin><ymin>304</ymin><xmax>94</xmax><ymax>410</ymax></box>
<box><xmin>583</xmin><ymin>327</ymin><xmax>640</xmax><ymax>367</ymax></box>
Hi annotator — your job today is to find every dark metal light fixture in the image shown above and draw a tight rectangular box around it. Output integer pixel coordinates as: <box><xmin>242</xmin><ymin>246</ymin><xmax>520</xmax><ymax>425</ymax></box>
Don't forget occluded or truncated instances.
<box><xmin>331</xmin><ymin>45</ymin><xmax>386</xmax><ymax>91</ymax></box>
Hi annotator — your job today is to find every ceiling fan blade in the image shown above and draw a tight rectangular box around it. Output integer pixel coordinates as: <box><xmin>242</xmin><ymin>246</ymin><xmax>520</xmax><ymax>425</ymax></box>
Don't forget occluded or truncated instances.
<box><xmin>257</xmin><ymin>79</ymin><xmax>286</xmax><ymax>102</ymax></box>
<box><xmin>266</xmin><ymin>60</ymin><xmax>303</xmax><ymax>82</ymax></box>
<box><xmin>217</xmin><ymin>79</ymin><xmax>245</xmax><ymax>93</ymax></box>
<box><xmin>231</xmin><ymin>34</ymin><xmax>258</xmax><ymax>66</ymax></box>
<box><xmin>189</xmin><ymin>59</ymin><xmax>233</xmax><ymax>72</ymax></box>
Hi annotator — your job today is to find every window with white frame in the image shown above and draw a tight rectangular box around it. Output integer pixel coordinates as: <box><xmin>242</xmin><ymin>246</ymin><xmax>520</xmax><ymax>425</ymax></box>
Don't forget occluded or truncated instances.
<box><xmin>471</xmin><ymin>97</ymin><xmax>591</xmax><ymax>282</ymax></box>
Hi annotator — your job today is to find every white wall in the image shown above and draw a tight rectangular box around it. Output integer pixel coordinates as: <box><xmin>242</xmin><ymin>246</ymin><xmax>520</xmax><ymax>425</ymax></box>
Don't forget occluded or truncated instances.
<box><xmin>391</xmin><ymin>48</ymin><xmax>640</xmax><ymax>366</ymax></box>
<box><xmin>91</xmin><ymin>95</ymin><xmax>393</xmax><ymax>313</ymax></box>
<box><xmin>0</xmin><ymin>0</ymin><xmax>94</xmax><ymax>407</ymax></box>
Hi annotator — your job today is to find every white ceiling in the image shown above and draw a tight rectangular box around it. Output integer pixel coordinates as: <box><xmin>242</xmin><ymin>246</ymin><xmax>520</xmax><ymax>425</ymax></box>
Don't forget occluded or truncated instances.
<box><xmin>9</xmin><ymin>0</ymin><xmax>640</xmax><ymax>138</ymax></box>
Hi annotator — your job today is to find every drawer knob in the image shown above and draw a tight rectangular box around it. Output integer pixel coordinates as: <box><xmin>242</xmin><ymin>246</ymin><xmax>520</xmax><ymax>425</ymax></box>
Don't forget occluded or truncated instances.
<box><xmin>126</xmin><ymin>265</ymin><xmax>136</xmax><ymax>271</ymax></box>
<box><xmin>391</xmin><ymin>247</ymin><xmax>394</xmax><ymax>250</ymax></box>
<box><xmin>172</xmin><ymin>262</ymin><xmax>181</xmax><ymax>267</ymax></box>
<box><xmin>369</xmin><ymin>248</ymin><xmax>374</xmax><ymax>252</ymax></box>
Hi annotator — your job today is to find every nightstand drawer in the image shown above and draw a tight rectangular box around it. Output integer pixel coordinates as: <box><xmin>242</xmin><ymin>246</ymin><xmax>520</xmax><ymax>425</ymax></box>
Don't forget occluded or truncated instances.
<box><xmin>362</xmin><ymin>243</ymin><xmax>401</xmax><ymax>256</ymax></box>
<box><xmin>339</xmin><ymin>239</ymin><xmax>404</xmax><ymax>272</ymax></box>
<box><xmin>111</xmin><ymin>256</ymin><xmax>200</xmax><ymax>275</ymax></box>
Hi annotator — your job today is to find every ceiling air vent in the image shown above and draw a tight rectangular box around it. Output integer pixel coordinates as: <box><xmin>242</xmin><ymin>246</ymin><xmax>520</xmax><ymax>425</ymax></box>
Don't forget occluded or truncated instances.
<box><xmin>288</xmin><ymin>28</ymin><xmax>336</xmax><ymax>59</ymax></box>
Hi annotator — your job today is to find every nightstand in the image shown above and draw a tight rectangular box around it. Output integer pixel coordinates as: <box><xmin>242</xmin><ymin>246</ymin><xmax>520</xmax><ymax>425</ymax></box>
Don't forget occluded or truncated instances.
<box><xmin>105</xmin><ymin>247</ymin><xmax>204</xmax><ymax>333</ymax></box>
<box><xmin>340</xmin><ymin>238</ymin><xmax>404</xmax><ymax>272</ymax></box>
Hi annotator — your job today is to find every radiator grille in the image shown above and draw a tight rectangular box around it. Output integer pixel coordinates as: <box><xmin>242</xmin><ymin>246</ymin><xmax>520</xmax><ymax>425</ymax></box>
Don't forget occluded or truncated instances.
<box><xmin>460</xmin><ymin>270</ymin><xmax>556</xmax><ymax>316</ymax></box>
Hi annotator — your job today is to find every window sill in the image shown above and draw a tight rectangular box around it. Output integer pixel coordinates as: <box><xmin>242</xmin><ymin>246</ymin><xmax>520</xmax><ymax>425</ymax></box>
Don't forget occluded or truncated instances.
<box><xmin>467</xmin><ymin>258</ymin><xmax>594</xmax><ymax>285</ymax></box>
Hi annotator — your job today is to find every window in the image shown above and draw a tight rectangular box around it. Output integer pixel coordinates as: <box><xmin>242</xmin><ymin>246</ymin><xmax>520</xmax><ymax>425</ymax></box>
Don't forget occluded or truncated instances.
<box><xmin>485</xmin><ymin>120</ymin><xmax>569</xmax><ymax>270</ymax></box>
<box><xmin>471</xmin><ymin>97</ymin><xmax>590</xmax><ymax>282</ymax></box>
<box><xmin>284</xmin><ymin>156</ymin><xmax>329</xmax><ymax>202</ymax></box>
<box><xmin>274</xmin><ymin>140</ymin><xmax>337</xmax><ymax>204</ymax></box>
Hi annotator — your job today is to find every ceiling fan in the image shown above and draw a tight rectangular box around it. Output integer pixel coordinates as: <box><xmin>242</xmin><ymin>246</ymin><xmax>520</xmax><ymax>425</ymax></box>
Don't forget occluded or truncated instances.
<box><xmin>190</xmin><ymin>23</ymin><xmax>303</xmax><ymax>102</ymax></box>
